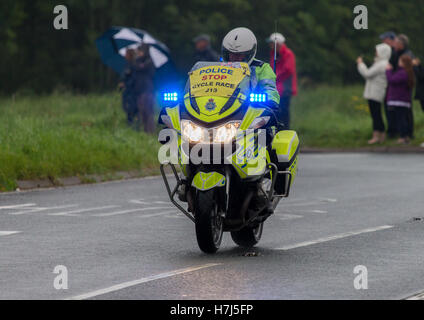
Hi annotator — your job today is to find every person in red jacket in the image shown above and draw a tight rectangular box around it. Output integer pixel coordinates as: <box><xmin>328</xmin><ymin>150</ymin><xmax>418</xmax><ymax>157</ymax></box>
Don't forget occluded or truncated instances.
<box><xmin>268</xmin><ymin>32</ymin><xmax>298</xmax><ymax>129</ymax></box>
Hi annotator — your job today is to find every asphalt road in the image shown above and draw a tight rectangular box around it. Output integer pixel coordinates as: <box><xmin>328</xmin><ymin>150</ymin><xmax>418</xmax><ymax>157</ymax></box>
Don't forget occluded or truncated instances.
<box><xmin>1</xmin><ymin>153</ymin><xmax>424</xmax><ymax>300</ymax></box>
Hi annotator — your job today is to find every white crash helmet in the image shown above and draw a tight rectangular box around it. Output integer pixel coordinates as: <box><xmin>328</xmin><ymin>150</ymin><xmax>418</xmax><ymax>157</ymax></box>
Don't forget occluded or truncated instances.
<box><xmin>222</xmin><ymin>27</ymin><xmax>257</xmax><ymax>65</ymax></box>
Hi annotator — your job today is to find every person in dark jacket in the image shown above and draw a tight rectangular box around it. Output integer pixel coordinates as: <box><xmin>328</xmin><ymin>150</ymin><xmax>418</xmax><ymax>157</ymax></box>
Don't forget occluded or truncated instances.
<box><xmin>413</xmin><ymin>58</ymin><xmax>424</xmax><ymax>112</ymax></box>
<box><xmin>193</xmin><ymin>34</ymin><xmax>219</xmax><ymax>63</ymax></box>
<box><xmin>119</xmin><ymin>48</ymin><xmax>138</xmax><ymax>125</ymax></box>
<box><xmin>386</xmin><ymin>54</ymin><xmax>415</xmax><ymax>144</ymax></box>
<box><xmin>133</xmin><ymin>43</ymin><xmax>156</xmax><ymax>133</ymax></box>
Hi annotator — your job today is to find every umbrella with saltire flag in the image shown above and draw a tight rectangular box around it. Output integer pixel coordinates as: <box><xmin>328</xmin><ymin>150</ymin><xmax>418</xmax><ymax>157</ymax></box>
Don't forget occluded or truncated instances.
<box><xmin>95</xmin><ymin>27</ymin><xmax>179</xmax><ymax>90</ymax></box>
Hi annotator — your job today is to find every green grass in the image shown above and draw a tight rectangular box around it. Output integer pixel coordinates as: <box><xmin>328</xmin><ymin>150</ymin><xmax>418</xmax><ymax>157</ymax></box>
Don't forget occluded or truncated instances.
<box><xmin>1</xmin><ymin>86</ymin><xmax>423</xmax><ymax>191</ymax></box>
<box><xmin>292</xmin><ymin>85</ymin><xmax>424</xmax><ymax>148</ymax></box>
<box><xmin>0</xmin><ymin>92</ymin><xmax>160</xmax><ymax>191</ymax></box>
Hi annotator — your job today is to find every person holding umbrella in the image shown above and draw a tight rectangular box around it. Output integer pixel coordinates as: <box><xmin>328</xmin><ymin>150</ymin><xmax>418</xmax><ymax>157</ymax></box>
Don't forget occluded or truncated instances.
<box><xmin>96</xmin><ymin>27</ymin><xmax>177</xmax><ymax>132</ymax></box>
<box><xmin>132</xmin><ymin>43</ymin><xmax>156</xmax><ymax>133</ymax></box>
<box><xmin>119</xmin><ymin>48</ymin><xmax>138</xmax><ymax>125</ymax></box>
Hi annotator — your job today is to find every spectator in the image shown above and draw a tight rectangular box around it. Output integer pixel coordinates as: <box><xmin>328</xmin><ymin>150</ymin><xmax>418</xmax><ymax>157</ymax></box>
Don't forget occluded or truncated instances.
<box><xmin>386</xmin><ymin>54</ymin><xmax>415</xmax><ymax>144</ymax></box>
<box><xmin>133</xmin><ymin>44</ymin><xmax>156</xmax><ymax>133</ymax></box>
<box><xmin>413</xmin><ymin>58</ymin><xmax>424</xmax><ymax>112</ymax></box>
<box><xmin>413</xmin><ymin>58</ymin><xmax>424</xmax><ymax>148</ymax></box>
<box><xmin>120</xmin><ymin>48</ymin><xmax>138</xmax><ymax>125</ymax></box>
<box><xmin>379</xmin><ymin>31</ymin><xmax>398</xmax><ymax>138</ymax></box>
<box><xmin>193</xmin><ymin>34</ymin><xmax>219</xmax><ymax>63</ymax></box>
<box><xmin>380</xmin><ymin>31</ymin><xmax>397</xmax><ymax>49</ymax></box>
<box><xmin>268</xmin><ymin>32</ymin><xmax>297</xmax><ymax>129</ymax></box>
<box><xmin>393</xmin><ymin>35</ymin><xmax>415</xmax><ymax>65</ymax></box>
<box><xmin>357</xmin><ymin>43</ymin><xmax>392</xmax><ymax>144</ymax></box>
<box><xmin>394</xmin><ymin>35</ymin><xmax>415</xmax><ymax>138</ymax></box>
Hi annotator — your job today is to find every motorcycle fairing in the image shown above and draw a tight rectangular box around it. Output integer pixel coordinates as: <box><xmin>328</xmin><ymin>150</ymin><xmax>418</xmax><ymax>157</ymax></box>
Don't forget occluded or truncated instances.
<box><xmin>184</xmin><ymin>62</ymin><xmax>251</xmax><ymax>124</ymax></box>
<box><xmin>229</xmin><ymin>131</ymin><xmax>267</xmax><ymax>179</ymax></box>
<box><xmin>271</xmin><ymin>130</ymin><xmax>299</xmax><ymax>163</ymax></box>
<box><xmin>165</xmin><ymin>105</ymin><xmax>181</xmax><ymax>132</ymax></box>
<box><xmin>239</xmin><ymin>107</ymin><xmax>265</xmax><ymax>130</ymax></box>
<box><xmin>272</xmin><ymin>130</ymin><xmax>299</xmax><ymax>186</ymax></box>
<box><xmin>192</xmin><ymin>171</ymin><xmax>226</xmax><ymax>191</ymax></box>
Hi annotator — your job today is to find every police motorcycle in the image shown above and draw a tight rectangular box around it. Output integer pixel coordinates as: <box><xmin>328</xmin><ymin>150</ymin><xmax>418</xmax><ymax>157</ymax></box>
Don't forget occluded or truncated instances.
<box><xmin>159</xmin><ymin>61</ymin><xmax>299</xmax><ymax>254</ymax></box>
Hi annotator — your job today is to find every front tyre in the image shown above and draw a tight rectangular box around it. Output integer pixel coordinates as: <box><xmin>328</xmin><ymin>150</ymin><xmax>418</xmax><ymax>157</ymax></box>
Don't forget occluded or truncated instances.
<box><xmin>231</xmin><ymin>223</ymin><xmax>263</xmax><ymax>247</ymax></box>
<box><xmin>194</xmin><ymin>190</ymin><xmax>223</xmax><ymax>254</ymax></box>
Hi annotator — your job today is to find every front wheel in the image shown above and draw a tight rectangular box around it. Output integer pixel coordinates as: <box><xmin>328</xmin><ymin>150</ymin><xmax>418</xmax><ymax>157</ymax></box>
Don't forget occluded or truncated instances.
<box><xmin>194</xmin><ymin>189</ymin><xmax>223</xmax><ymax>254</ymax></box>
<box><xmin>231</xmin><ymin>223</ymin><xmax>263</xmax><ymax>247</ymax></box>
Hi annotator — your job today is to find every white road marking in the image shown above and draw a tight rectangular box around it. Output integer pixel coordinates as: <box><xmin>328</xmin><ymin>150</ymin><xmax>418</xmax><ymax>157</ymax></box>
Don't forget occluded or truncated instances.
<box><xmin>93</xmin><ymin>206</ymin><xmax>172</xmax><ymax>217</ymax></box>
<box><xmin>0</xmin><ymin>204</ymin><xmax>36</xmax><ymax>210</ymax></box>
<box><xmin>48</xmin><ymin>205</ymin><xmax>119</xmax><ymax>216</ymax></box>
<box><xmin>66</xmin><ymin>263</ymin><xmax>221</xmax><ymax>300</ymax></box>
<box><xmin>129</xmin><ymin>199</ymin><xmax>149</xmax><ymax>205</ymax></box>
<box><xmin>8</xmin><ymin>205</ymin><xmax>79</xmax><ymax>215</ymax></box>
<box><xmin>309</xmin><ymin>210</ymin><xmax>328</xmax><ymax>214</ymax></box>
<box><xmin>0</xmin><ymin>231</ymin><xmax>21</xmax><ymax>236</ymax></box>
<box><xmin>406</xmin><ymin>291</ymin><xmax>424</xmax><ymax>300</ymax></box>
<box><xmin>276</xmin><ymin>213</ymin><xmax>303</xmax><ymax>220</ymax></box>
<box><xmin>282</xmin><ymin>197</ymin><xmax>338</xmax><ymax>208</ymax></box>
<box><xmin>317</xmin><ymin>197</ymin><xmax>338</xmax><ymax>203</ymax></box>
<box><xmin>275</xmin><ymin>225</ymin><xmax>393</xmax><ymax>251</ymax></box>
<box><xmin>283</xmin><ymin>201</ymin><xmax>325</xmax><ymax>207</ymax></box>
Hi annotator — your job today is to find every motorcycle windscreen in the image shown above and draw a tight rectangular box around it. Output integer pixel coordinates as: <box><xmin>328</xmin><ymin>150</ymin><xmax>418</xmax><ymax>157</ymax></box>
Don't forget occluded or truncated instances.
<box><xmin>184</xmin><ymin>62</ymin><xmax>251</xmax><ymax>123</ymax></box>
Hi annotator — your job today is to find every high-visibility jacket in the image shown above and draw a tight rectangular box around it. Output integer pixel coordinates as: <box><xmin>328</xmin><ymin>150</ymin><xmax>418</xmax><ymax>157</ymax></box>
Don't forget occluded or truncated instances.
<box><xmin>250</xmin><ymin>59</ymin><xmax>280</xmax><ymax>110</ymax></box>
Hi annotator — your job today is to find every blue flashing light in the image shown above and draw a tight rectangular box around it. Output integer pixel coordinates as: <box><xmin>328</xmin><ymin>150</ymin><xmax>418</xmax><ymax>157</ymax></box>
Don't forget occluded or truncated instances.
<box><xmin>250</xmin><ymin>93</ymin><xmax>267</xmax><ymax>103</ymax></box>
<box><xmin>163</xmin><ymin>92</ymin><xmax>178</xmax><ymax>102</ymax></box>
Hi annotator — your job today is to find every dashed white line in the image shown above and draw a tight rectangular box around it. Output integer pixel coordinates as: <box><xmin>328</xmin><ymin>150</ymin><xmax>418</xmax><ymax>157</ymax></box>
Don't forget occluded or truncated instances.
<box><xmin>0</xmin><ymin>204</ymin><xmax>36</xmax><ymax>210</ymax></box>
<box><xmin>65</xmin><ymin>263</ymin><xmax>221</xmax><ymax>300</ymax></box>
<box><xmin>275</xmin><ymin>225</ymin><xmax>393</xmax><ymax>251</ymax></box>
<box><xmin>309</xmin><ymin>210</ymin><xmax>328</xmax><ymax>214</ymax></box>
<box><xmin>276</xmin><ymin>213</ymin><xmax>303</xmax><ymax>220</ymax></box>
<box><xmin>317</xmin><ymin>197</ymin><xmax>338</xmax><ymax>203</ymax></box>
<box><xmin>8</xmin><ymin>205</ymin><xmax>78</xmax><ymax>215</ymax></box>
<box><xmin>93</xmin><ymin>206</ymin><xmax>173</xmax><ymax>217</ymax></box>
<box><xmin>48</xmin><ymin>205</ymin><xmax>119</xmax><ymax>216</ymax></box>
<box><xmin>0</xmin><ymin>231</ymin><xmax>21</xmax><ymax>236</ymax></box>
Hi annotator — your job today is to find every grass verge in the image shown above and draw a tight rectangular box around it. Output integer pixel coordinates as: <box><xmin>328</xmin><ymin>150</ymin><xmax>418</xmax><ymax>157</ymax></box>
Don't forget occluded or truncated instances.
<box><xmin>0</xmin><ymin>92</ymin><xmax>159</xmax><ymax>191</ymax></box>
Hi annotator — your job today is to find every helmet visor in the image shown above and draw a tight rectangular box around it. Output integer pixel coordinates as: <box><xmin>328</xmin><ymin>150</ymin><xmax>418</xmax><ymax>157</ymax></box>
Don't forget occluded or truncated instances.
<box><xmin>222</xmin><ymin>45</ymin><xmax>256</xmax><ymax>64</ymax></box>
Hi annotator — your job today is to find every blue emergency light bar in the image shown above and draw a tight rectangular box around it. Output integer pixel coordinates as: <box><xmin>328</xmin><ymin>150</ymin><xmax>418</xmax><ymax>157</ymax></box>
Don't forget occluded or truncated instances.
<box><xmin>250</xmin><ymin>93</ymin><xmax>267</xmax><ymax>103</ymax></box>
<box><xmin>163</xmin><ymin>92</ymin><xmax>178</xmax><ymax>102</ymax></box>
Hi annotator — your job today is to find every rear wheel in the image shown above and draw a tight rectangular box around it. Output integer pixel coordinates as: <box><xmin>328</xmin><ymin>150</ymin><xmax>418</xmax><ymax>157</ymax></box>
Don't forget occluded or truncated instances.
<box><xmin>194</xmin><ymin>189</ymin><xmax>223</xmax><ymax>254</ymax></box>
<box><xmin>231</xmin><ymin>223</ymin><xmax>263</xmax><ymax>247</ymax></box>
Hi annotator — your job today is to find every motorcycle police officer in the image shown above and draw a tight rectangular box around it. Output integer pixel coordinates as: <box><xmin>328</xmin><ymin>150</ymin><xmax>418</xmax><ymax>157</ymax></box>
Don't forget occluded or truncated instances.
<box><xmin>221</xmin><ymin>27</ymin><xmax>281</xmax><ymax>124</ymax></box>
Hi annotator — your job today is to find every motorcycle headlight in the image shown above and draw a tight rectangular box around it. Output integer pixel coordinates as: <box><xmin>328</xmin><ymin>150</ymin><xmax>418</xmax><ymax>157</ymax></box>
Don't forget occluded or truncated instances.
<box><xmin>181</xmin><ymin>120</ymin><xmax>241</xmax><ymax>144</ymax></box>
<box><xmin>181</xmin><ymin>120</ymin><xmax>206</xmax><ymax>143</ymax></box>
<box><xmin>214</xmin><ymin>122</ymin><xmax>240</xmax><ymax>143</ymax></box>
